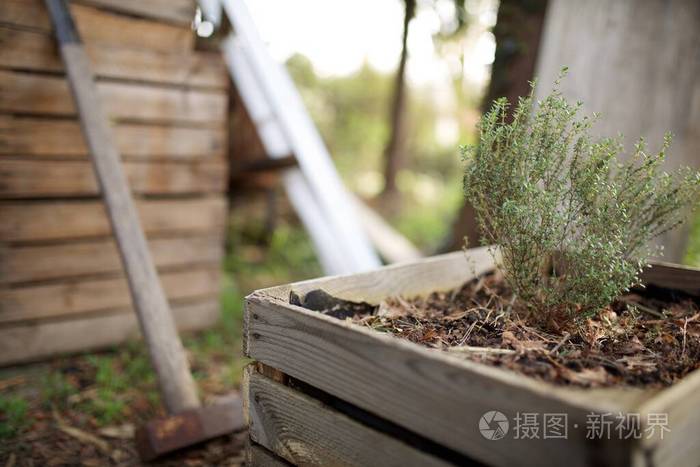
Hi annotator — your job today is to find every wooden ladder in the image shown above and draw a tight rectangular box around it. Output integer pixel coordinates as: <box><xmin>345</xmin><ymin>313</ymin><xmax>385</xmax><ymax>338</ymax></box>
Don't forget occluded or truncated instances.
<box><xmin>201</xmin><ymin>0</ymin><xmax>421</xmax><ymax>275</ymax></box>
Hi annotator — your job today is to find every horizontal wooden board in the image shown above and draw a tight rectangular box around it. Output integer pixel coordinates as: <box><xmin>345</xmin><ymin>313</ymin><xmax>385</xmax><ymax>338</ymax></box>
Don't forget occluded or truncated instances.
<box><xmin>640</xmin><ymin>261</ymin><xmax>700</xmax><ymax>297</ymax></box>
<box><xmin>0</xmin><ymin>297</ymin><xmax>219</xmax><ymax>366</ymax></box>
<box><xmin>0</xmin><ymin>1</ymin><xmax>194</xmax><ymax>53</ymax></box>
<box><xmin>0</xmin><ymin>197</ymin><xmax>227</xmax><ymax>242</ymax></box>
<box><xmin>0</xmin><ymin>27</ymin><xmax>227</xmax><ymax>89</ymax></box>
<box><xmin>75</xmin><ymin>0</ymin><xmax>196</xmax><ymax>26</ymax></box>
<box><xmin>285</xmin><ymin>246</ymin><xmax>496</xmax><ymax>304</ymax></box>
<box><xmin>0</xmin><ymin>159</ymin><xmax>227</xmax><ymax>197</ymax></box>
<box><xmin>245</xmin><ymin>249</ymin><xmax>646</xmax><ymax>467</ymax></box>
<box><xmin>0</xmin><ymin>234</ymin><xmax>223</xmax><ymax>285</ymax></box>
<box><xmin>0</xmin><ymin>71</ymin><xmax>227</xmax><ymax>125</ymax></box>
<box><xmin>0</xmin><ymin>116</ymin><xmax>226</xmax><ymax>160</ymax></box>
<box><xmin>0</xmin><ymin>267</ymin><xmax>220</xmax><ymax>324</ymax></box>
<box><xmin>245</xmin><ymin>368</ymin><xmax>451</xmax><ymax>467</ymax></box>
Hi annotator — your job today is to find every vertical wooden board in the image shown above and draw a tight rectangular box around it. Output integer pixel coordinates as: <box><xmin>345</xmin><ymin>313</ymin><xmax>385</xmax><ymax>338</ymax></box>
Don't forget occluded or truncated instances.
<box><xmin>0</xmin><ymin>234</ymin><xmax>224</xmax><ymax>285</ymax></box>
<box><xmin>0</xmin><ymin>197</ymin><xmax>227</xmax><ymax>242</ymax></box>
<box><xmin>229</xmin><ymin>88</ymin><xmax>270</xmax><ymax>171</ymax></box>
<box><xmin>0</xmin><ymin>27</ymin><xmax>228</xmax><ymax>89</ymax></box>
<box><xmin>0</xmin><ymin>71</ymin><xmax>228</xmax><ymax>124</ymax></box>
<box><xmin>0</xmin><ymin>267</ymin><xmax>220</xmax><ymax>323</ymax></box>
<box><xmin>534</xmin><ymin>0</ymin><xmax>700</xmax><ymax>261</ymax></box>
<box><xmin>0</xmin><ymin>298</ymin><xmax>220</xmax><ymax>366</ymax></box>
<box><xmin>245</xmin><ymin>369</ymin><xmax>451</xmax><ymax>467</ymax></box>
<box><xmin>636</xmin><ymin>370</ymin><xmax>700</xmax><ymax>467</ymax></box>
<box><xmin>0</xmin><ymin>1</ymin><xmax>194</xmax><ymax>53</ymax></box>
<box><xmin>0</xmin><ymin>116</ymin><xmax>226</xmax><ymax>160</ymax></box>
<box><xmin>0</xmin><ymin>159</ymin><xmax>227</xmax><ymax>197</ymax></box>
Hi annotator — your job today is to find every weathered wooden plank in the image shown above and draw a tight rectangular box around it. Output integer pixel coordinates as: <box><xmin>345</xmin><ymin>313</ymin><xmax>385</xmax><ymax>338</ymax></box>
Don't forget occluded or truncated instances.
<box><xmin>0</xmin><ymin>27</ymin><xmax>227</xmax><ymax>89</ymax></box>
<box><xmin>0</xmin><ymin>267</ymin><xmax>219</xmax><ymax>323</ymax></box>
<box><xmin>245</xmin><ymin>297</ymin><xmax>624</xmax><ymax>467</ymax></box>
<box><xmin>535</xmin><ymin>0</ymin><xmax>700</xmax><ymax>262</ymax></box>
<box><xmin>0</xmin><ymin>197</ymin><xmax>227</xmax><ymax>242</ymax></box>
<box><xmin>640</xmin><ymin>262</ymin><xmax>700</xmax><ymax>297</ymax></box>
<box><xmin>0</xmin><ymin>116</ymin><xmax>226</xmax><ymax>160</ymax></box>
<box><xmin>0</xmin><ymin>297</ymin><xmax>219</xmax><ymax>366</ymax></box>
<box><xmin>246</xmin><ymin>443</ymin><xmax>291</xmax><ymax>467</ymax></box>
<box><xmin>75</xmin><ymin>0</ymin><xmax>196</xmax><ymax>26</ymax></box>
<box><xmin>48</xmin><ymin>0</ymin><xmax>200</xmax><ymax>415</ymax></box>
<box><xmin>245</xmin><ymin>250</ymin><xmax>641</xmax><ymax>467</ymax></box>
<box><xmin>277</xmin><ymin>247</ymin><xmax>495</xmax><ymax>304</ymax></box>
<box><xmin>0</xmin><ymin>234</ymin><xmax>223</xmax><ymax>285</ymax></box>
<box><xmin>0</xmin><ymin>159</ymin><xmax>227</xmax><ymax>197</ymax></box>
<box><xmin>0</xmin><ymin>1</ymin><xmax>194</xmax><ymax>53</ymax></box>
<box><xmin>0</xmin><ymin>71</ymin><xmax>227</xmax><ymax>125</ymax></box>
<box><xmin>637</xmin><ymin>370</ymin><xmax>700</xmax><ymax>467</ymax></box>
<box><xmin>245</xmin><ymin>368</ymin><xmax>451</xmax><ymax>467</ymax></box>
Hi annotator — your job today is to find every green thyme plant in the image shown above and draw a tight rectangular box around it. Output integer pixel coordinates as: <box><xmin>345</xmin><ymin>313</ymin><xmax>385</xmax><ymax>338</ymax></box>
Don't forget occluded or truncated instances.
<box><xmin>462</xmin><ymin>70</ymin><xmax>700</xmax><ymax>321</ymax></box>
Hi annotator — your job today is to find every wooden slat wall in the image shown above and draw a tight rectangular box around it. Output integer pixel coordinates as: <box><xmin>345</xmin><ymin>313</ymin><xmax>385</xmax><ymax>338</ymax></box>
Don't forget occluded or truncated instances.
<box><xmin>0</xmin><ymin>0</ymin><xmax>229</xmax><ymax>365</ymax></box>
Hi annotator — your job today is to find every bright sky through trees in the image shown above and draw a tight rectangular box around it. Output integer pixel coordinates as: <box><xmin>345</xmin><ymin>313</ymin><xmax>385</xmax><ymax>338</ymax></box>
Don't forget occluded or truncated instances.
<box><xmin>244</xmin><ymin>0</ymin><xmax>497</xmax><ymax>87</ymax></box>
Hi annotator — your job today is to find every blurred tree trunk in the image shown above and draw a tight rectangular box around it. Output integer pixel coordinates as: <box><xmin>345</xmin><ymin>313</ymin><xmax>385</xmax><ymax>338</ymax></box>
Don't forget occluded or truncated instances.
<box><xmin>439</xmin><ymin>0</ymin><xmax>548</xmax><ymax>252</ymax></box>
<box><xmin>381</xmin><ymin>0</ymin><xmax>416</xmax><ymax>200</ymax></box>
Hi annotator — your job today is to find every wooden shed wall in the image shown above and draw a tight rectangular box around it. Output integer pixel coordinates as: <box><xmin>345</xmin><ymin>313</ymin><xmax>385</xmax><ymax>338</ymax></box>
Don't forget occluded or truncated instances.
<box><xmin>0</xmin><ymin>0</ymin><xmax>229</xmax><ymax>365</ymax></box>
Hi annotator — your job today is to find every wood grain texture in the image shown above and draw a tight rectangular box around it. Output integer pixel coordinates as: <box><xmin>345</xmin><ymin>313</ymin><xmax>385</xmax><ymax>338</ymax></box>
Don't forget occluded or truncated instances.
<box><xmin>244</xmin><ymin>368</ymin><xmax>451</xmax><ymax>467</ymax></box>
<box><xmin>0</xmin><ymin>116</ymin><xmax>226</xmax><ymax>160</ymax></box>
<box><xmin>0</xmin><ymin>266</ymin><xmax>220</xmax><ymax>323</ymax></box>
<box><xmin>640</xmin><ymin>262</ymin><xmax>700</xmax><ymax>297</ymax></box>
<box><xmin>0</xmin><ymin>70</ymin><xmax>228</xmax><ymax>125</ymax></box>
<box><xmin>636</xmin><ymin>369</ymin><xmax>700</xmax><ymax>467</ymax></box>
<box><xmin>264</xmin><ymin>246</ymin><xmax>496</xmax><ymax>304</ymax></box>
<box><xmin>38</xmin><ymin>0</ymin><xmax>197</xmax><ymax>412</ymax></box>
<box><xmin>245</xmin><ymin>296</ymin><xmax>635</xmax><ymax>467</ymax></box>
<box><xmin>0</xmin><ymin>297</ymin><xmax>219</xmax><ymax>366</ymax></box>
<box><xmin>0</xmin><ymin>1</ymin><xmax>194</xmax><ymax>52</ymax></box>
<box><xmin>0</xmin><ymin>197</ymin><xmax>227</xmax><ymax>242</ymax></box>
<box><xmin>0</xmin><ymin>159</ymin><xmax>227</xmax><ymax>197</ymax></box>
<box><xmin>535</xmin><ymin>0</ymin><xmax>700</xmax><ymax>261</ymax></box>
<box><xmin>0</xmin><ymin>234</ymin><xmax>223</xmax><ymax>285</ymax></box>
<box><xmin>75</xmin><ymin>0</ymin><xmax>196</xmax><ymax>26</ymax></box>
<box><xmin>244</xmin><ymin>250</ymin><xmax>694</xmax><ymax>466</ymax></box>
<box><xmin>0</xmin><ymin>27</ymin><xmax>227</xmax><ymax>89</ymax></box>
<box><xmin>246</xmin><ymin>443</ymin><xmax>291</xmax><ymax>467</ymax></box>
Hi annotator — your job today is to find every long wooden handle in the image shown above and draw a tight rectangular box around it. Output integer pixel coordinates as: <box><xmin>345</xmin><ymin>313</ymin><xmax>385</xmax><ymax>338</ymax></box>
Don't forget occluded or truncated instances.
<box><xmin>44</xmin><ymin>0</ymin><xmax>200</xmax><ymax>414</ymax></box>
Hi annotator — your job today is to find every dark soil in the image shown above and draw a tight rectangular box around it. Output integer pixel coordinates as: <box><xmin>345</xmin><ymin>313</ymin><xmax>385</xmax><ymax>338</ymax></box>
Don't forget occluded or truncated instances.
<box><xmin>295</xmin><ymin>271</ymin><xmax>700</xmax><ymax>388</ymax></box>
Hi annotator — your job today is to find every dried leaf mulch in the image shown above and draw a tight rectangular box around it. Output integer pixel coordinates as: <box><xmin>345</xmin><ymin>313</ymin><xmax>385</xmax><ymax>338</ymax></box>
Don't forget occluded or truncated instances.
<box><xmin>303</xmin><ymin>271</ymin><xmax>700</xmax><ymax>388</ymax></box>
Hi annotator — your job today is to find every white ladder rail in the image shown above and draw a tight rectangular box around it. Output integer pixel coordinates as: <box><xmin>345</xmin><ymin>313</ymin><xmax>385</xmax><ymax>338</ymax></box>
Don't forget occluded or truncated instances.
<box><xmin>221</xmin><ymin>0</ymin><xmax>381</xmax><ymax>273</ymax></box>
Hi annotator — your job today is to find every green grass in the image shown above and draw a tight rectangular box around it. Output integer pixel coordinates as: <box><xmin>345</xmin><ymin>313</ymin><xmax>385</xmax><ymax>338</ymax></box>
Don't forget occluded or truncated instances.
<box><xmin>41</xmin><ymin>371</ymin><xmax>77</xmax><ymax>409</ymax></box>
<box><xmin>684</xmin><ymin>210</ymin><xmax>700</xmax><ymax>267</ymax></box>
<box><xmin>391</xmin><ymin>171</ymin><xmax>464</xmax><ymax>252</ymax></box>
<box><xmin>0</xmin><ymin>396</ymin><xmax>29</xmax><ymax>439</ymax></box>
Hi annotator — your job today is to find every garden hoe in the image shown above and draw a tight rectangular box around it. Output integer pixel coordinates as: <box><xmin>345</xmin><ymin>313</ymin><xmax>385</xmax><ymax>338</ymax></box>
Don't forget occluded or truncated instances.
<box><xmin>45</xmin><ymin>0</ymin><xmax>244</xmax><ymax>460</ymax></box>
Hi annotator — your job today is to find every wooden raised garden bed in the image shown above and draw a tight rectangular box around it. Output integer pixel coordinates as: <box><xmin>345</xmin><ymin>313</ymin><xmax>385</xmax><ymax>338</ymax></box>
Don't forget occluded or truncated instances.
<box><xmin>243</xmin><ymin>247</ymin><xmax>700</xmax><ymax>467</ymax></box>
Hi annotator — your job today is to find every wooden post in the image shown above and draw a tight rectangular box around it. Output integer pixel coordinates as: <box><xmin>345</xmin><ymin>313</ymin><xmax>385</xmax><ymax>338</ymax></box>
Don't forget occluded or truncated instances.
<box><xmin>44</xmin><ymin>0</ymin><xmax>200</xmax><ymax>413</ymax></box>
<box><xmin>534</xmin><ymin>0</ymin><xmax>700</xmax><ymax>262</ymax></box>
